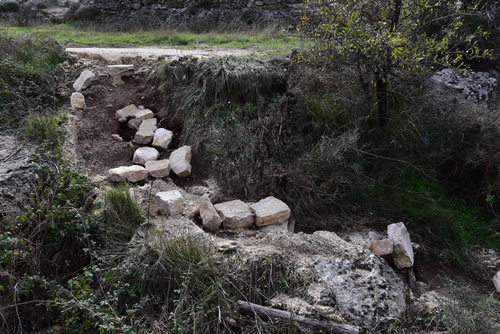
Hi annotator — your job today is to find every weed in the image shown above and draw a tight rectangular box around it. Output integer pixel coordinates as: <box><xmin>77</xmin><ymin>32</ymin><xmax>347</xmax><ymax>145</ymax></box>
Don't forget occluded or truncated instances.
<box><xmin>23</xmin><ymin>112</ymin><xmax>65</xmax><ymax>150</ymax></box>
<box><xmin>100</xmin><ymin>185</ymin><xmax>144</xmax><ymax>248</ymax></box>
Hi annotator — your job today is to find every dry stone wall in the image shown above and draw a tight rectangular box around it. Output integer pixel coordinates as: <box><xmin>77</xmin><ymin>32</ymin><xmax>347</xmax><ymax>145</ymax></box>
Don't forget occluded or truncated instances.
<box><xmin>78</xmin><ymin>0</ymin><xmax>303</xmax><ymax>27</ymax></box>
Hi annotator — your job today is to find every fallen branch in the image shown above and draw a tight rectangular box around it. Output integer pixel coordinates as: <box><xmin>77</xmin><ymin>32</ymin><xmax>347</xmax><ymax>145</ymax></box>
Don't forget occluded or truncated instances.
<box><xmin>236</xmin><ymin>300</ymin><xmax>359</xmax><ymax>334</ymax></box>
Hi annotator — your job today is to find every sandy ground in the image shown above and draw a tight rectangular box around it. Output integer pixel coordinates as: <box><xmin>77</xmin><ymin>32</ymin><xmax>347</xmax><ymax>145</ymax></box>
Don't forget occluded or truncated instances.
<box><xmin>65</xmin><ymin>47</ymin><xmax>256</xmax><ymax>62</ymax></box>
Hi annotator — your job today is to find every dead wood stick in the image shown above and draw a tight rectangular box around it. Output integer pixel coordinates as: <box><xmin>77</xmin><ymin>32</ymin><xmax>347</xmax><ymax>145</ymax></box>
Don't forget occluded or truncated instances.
<box><xmin>236</xmin><ymin>300</ymin><xmax>359</xmax><ymax>334</ymax></box>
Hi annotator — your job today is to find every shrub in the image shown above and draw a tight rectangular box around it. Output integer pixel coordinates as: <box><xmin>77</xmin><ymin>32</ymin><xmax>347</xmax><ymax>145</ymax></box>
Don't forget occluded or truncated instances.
<box><xmin>0</xmin><ymin>1</ymin><xmax>20</xmax><ymax>13</ymax></box>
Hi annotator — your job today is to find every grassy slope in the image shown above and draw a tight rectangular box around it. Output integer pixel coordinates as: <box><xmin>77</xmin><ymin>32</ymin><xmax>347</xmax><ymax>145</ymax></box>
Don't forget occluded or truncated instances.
<box><xmin>0</xmin><ymin>24</ymin><xmax>301</xmax><ymax>52</ymax></box>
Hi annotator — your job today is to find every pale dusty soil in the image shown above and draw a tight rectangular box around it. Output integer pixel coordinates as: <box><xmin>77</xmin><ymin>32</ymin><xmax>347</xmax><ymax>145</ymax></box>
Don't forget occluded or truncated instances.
<box><xmin>65</xmin><ymin>47</ymin><xmax>257</xmax><ymax>62</ymax></box>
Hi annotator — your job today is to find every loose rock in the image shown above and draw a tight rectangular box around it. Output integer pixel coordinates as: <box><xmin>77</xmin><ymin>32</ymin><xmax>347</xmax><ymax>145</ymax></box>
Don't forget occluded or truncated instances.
<box><xmin>152</xmin><ymin>128</ymin><xmax>173</xmax><ymax>150</ymax></box>
<box><xmin>369</xmin><ymin>238</ymin><xmax>394</xmax><ymax>256</ymax></box>
<box><xmin>169</xmin><ymin>146</ymin><xmax>192</xmax><ymax>178</ymax></box>
<box><xmin>133</xmin><ymin>147</ymin><xmax>160</xmax><ymax>165</ymax></box>
<box><xmin>128</xmin><ymin>118</ymin><xmax>142</xmax><ymax>130</ymax></box>
<box><xmin>73</xmin><ymin>69</ymin><xmax>96</xmax><ymax>92</ymax></box>
<box><xmin>214</xmin><ymin>200</ymin><xmax>255</xmax><ymax>229</ymax></box>
<box><xmin>106</xmin><ymin>165</ymin><xmax>149</xmax><ymax>183</ymax></box>
<box><xmin>145</xmin><ymin>159</ymin><xmax>170</xmax><ymax>178</ymax></box>
<box><xmin>116</xmin><ymin>104</ymin><xmax>139</xmax><ymax>122</ymax></box>
<box><xmin>135</xmin><ymin>109</ymin><xmax>154</xmax><ymax>121</ymax></box>
<box><xmin>388</xmin><ymin>222</ymin><xmax>414</xmax><ymax>269</ymax></box>
<box><xmin>250</xmin><ymin>196</ymin><xmax>291</xmax><ymax>227</ymax></box>
<box><xmin>111</xmin><ymin>134</ymin><xmax>123</xmax><ymax>141</ymax></box>
<box><xmin>134</xmin><ymin>118</ymin><xmax>158</xmax><ymax>144</ymax></box>
<box><xmin>107</xmin><ymin>64</ymin><xmax>135</xmax><ymax>76</ymax></box>
<box><xmin>198</xmin><ymin>195</ymin><xmax>222</xmax><ymax>232</ymax></box>
<box><xmin>493</xmin><ymin>271</ymin><xmax>500</xmax><ymax>293</ymax></box>
<box><xmin>156</xmin><ymin>190</ymin><xmax>184</xmax><ymax>216</ymax></box>
<box><xmin>70</xmin><ymin>92</ymin><xmax>86</xmax><ymax>109</ymax></box>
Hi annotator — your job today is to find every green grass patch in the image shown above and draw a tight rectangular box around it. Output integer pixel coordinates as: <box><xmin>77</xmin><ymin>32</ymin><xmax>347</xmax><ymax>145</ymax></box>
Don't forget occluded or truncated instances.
<box><xmin>368</xmin><ymin>170</ymin><xmax>500</xmax><ymax>261</ymax></box>
<box><xmin>0</xmin><ymin>24</ymin><xmax>301</xmax><ymax>52</ymax></box>
<box><xmin>23</xmin><ymin>112</ymin><xmax>66</xmax><ymax>150</ymax></box>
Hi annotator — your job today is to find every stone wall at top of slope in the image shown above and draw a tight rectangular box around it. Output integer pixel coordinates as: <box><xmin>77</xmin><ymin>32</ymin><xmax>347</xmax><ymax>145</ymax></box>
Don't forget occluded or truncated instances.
<box><xmin>76</xmin><ymin>0</ymin><xmax>304</xmax><ymax>28</ymax></box>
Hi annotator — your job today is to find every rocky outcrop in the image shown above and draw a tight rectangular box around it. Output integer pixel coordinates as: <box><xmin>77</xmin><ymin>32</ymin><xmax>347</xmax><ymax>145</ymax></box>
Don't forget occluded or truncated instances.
<box><xmin>429</xmin><ymin>69</ymin><xmax>497</xmax><ymax>103</ymax></box>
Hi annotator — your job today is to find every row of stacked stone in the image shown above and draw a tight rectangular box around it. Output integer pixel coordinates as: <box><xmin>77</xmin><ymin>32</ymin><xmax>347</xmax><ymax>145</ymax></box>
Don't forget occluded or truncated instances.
<box><xmin>106</xmin><ymin>104</ymin><xmax>192</xmax><ymax>182</ymax></box>
<box><xmin>154</xmin><ymin>191</ymin><xmax>292</xmax><ymax>233</ymax></box>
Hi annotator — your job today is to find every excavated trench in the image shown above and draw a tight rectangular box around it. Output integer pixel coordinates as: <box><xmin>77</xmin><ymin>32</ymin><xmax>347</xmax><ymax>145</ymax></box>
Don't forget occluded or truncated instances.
<box><xmin>61</xmin><ymin>48</ymin><xmax>500</xmax><ymax>330</ymax></box>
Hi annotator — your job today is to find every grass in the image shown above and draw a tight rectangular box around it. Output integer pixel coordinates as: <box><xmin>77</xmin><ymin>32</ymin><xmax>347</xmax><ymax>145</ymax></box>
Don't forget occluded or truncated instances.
<box><xmin>23</xmin><ymin>112</ymin><xmax>65</xmax><ymax>150</ymax></box>
<box><xmin>0</xmin><ymin>24</ymin><xmax>301</xmax><ymax>52</ymax></box>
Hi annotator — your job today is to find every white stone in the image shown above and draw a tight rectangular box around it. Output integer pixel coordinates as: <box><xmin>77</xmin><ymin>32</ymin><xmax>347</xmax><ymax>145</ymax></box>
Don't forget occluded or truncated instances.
<box><xmin>134</xmin><ymin>118</ymin><xmax>157</xmax><ymax>144</ymax></box>
<box><xmin>152</xmin><ymin>128</ymin><xmax>173</xmax><ymax>150</ymax></box>
<box><xmin>133</xmin><ymin>147</ymin><xmax>159</xmax><ymax>165</ymax></box>
<box><xmin>493</xmin><ymin>271</ymin><xmax>500</xmax><ymax>293</ymax></box>
<box><xmin>388</xmin><ymin>222</ymin><xmax>414</xmax><ymax>269</ymax></box>
<box><xmin>145</xmin><ymin>159</ymin><xmax>170</xmax><ymax>178</ymax></box>
<box><xmin>127</xmin><ymin>118</ymin><xmax>142</xmax><ymax>130</ymax></box>
<box><xmin>106</xmin><ymin>165</ymin><xmax>148</xmax><ymax>183</ymax></box>
<box><xmin>135</xmin><ymin>109</ymin><xmax>154</xmax><ymax>121</ymax></box>
<box><xmin>259</xmin><ymin>221</ymin><xmax>289</xmax><ymax>234</ymax></box>
<box><xmin>169</xmin><ymin>146</ymin><xmax>192</xmax><ymax>178</ymax></box>
<box><xmin>70</xmin><ymin>92</ymin><xmax>86</xmax><ymax>109</ymax></box>
<box><xmin>156</xmin><ymin>190</ymin><xmax>184</xmax><ymax>216</ymax></box>
<box><xmin>250</xmin><ymin>196</ymin><xmax>291</xmax><ymax>227</ymax></box>
<box><xmin>214</xmin><ymin>200</ymin><xmax>255</xmax><ymax>229</ymax></box>
<box><xmin>73</xmin><ymin>69</ymin><xmax>96</xmax><ymax>92</ymax></box>
<box><xmin>198</xmin><ymin>195</ymin><xmax>222</xmax><ymax>232</ymax></box>
<box><xmin>107</xmin><ymin>64</ymin><xmax>134</xmax><ymax>76</ymax></box>
<box><xmin>369</xmin><ymin>239</ymin><xmax>394</xmax><ymax>256</ymax></box>
<box><xmin>116</xmin><ymin>104</ymin><xmax>138</xmax><ymax>122</ymax></box>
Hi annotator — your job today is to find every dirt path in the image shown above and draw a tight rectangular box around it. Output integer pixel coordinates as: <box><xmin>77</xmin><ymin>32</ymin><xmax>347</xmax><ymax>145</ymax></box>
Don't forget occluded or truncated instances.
<box><xmin>65</xmin><ymin>47</ymin><xmax>256</xmax><ymax>62</ymax></box>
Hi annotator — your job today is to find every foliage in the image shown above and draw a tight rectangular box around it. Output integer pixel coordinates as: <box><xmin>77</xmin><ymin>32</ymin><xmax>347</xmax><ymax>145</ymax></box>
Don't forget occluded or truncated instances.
<box><xmin>0</xmin><ymin>34</ymin><xmax>65</xmax><ymax>130</ymax></box>
<box><xmin>23</xmin><ymin>112</ymin><xmax>66</xmax><ymax>150</ymax></box>
<box><xmin>0</xmin><ymin>1</ymin><xmax>19</xmax><ymax>13</ymax></box>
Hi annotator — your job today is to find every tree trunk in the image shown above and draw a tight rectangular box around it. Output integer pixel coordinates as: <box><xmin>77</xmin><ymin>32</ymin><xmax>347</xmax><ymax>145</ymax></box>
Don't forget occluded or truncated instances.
<box><xmin>376</xmin><ymin>72</ymin><xmax>388</xmax><ymax>127</ymax></box>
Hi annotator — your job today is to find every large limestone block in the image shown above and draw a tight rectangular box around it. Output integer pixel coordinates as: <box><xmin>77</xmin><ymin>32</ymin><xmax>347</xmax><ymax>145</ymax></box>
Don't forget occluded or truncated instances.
<box><xmin>369</xmin><ymin>238</ymin><xmax>394</xmax><ymax>256</ymax></box>
<box><xmin>156</xmin><ymin>190</ymin><xmax>184</xmax><ymax>216</ymax></box>
<box><xmin>152</xmin><ymin>128</ymin><xmax>173</xmax><ymax>150</ymax></box>
<box><xmin>71</xmin><ymin>92</ymin><xmax>86</xmax><ymax>109</ymax></box>
<box><xmin>107</xmin><ymin>64</ymin><xmax>134</xmax><ymax>76</ymax></box>
<box><xmin>133</xmin><ymin>147</ymin><xmax>159</xmax><ymax>165</ymax></box>
<box><xmin>169</xmin><ymin>146</ymin><xmax>192</xmax><ymax>178</ymax></box>
<box><xmin>106</xmin><ymin>165</ymin><xmax>148</xmax><ymax>183</ymax></box>
<box><xmin>116</xmin><ymin>104</ymin><xmax>139</xmax><ymax>122</ymax></box>
<box><xmin>493</xmin><ymin>271</ymin><xmax>500</xmax><ymax>293</ymax></box>
<box><xmin>145</xmin><ymin>159</ymin><xmax>170</xmax><ymax>178</ymax></box>
<box><xmin>214</xmin><ymin>200</ymin><xmax>255</xmax><ymax>229</ymax></box>
<box><xmin>135</xmin><ymin>109</ymin><xmax>154</xmax><ymax>121</ymax></box>
<box><xmin>198</xmin><ymin>195</ymin><xmax>222</xmax><ymax>232</ymax></box>
<box><xmin>250</xmin><ymin>196</ymin><xmax>291</xmax><ymax>227</ymax></box>
<box><xmin>134</xmin><ymin>118</ymin><xmax>157</xmax><ymax>144</ymax></box>
<box><xmin>388</xmin><ymin>222</ymin><xmax>414</xmax><ymax>269</ymax></box>
<box><xmin>73</xmin><ymin>69</ymin><xmax>96</xmax><ymax>91</ymax></box>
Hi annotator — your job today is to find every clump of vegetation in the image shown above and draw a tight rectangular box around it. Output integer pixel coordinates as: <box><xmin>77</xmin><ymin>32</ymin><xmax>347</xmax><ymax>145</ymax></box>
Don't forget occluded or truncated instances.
<box><xmin>388</xmin><ymin>281</ymin><xmax>500</xmax><ymax>334</ymax></box>
<box><xmin>0</xmin><ymin>34</ymin><xmax>65</xmax><ymax>130</ymax></box>
<box><xmin>0</xmin><ymin>1</ymin><xmax>19</xmax><ymax>13</ymax></box>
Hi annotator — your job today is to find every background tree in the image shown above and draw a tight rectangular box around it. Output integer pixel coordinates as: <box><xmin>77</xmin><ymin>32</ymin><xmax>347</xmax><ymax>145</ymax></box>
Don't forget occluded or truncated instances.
<box><xmin>299</xmin><ymin>0</ymin><xmax>492</xmax><ymax>127</ymax></box>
